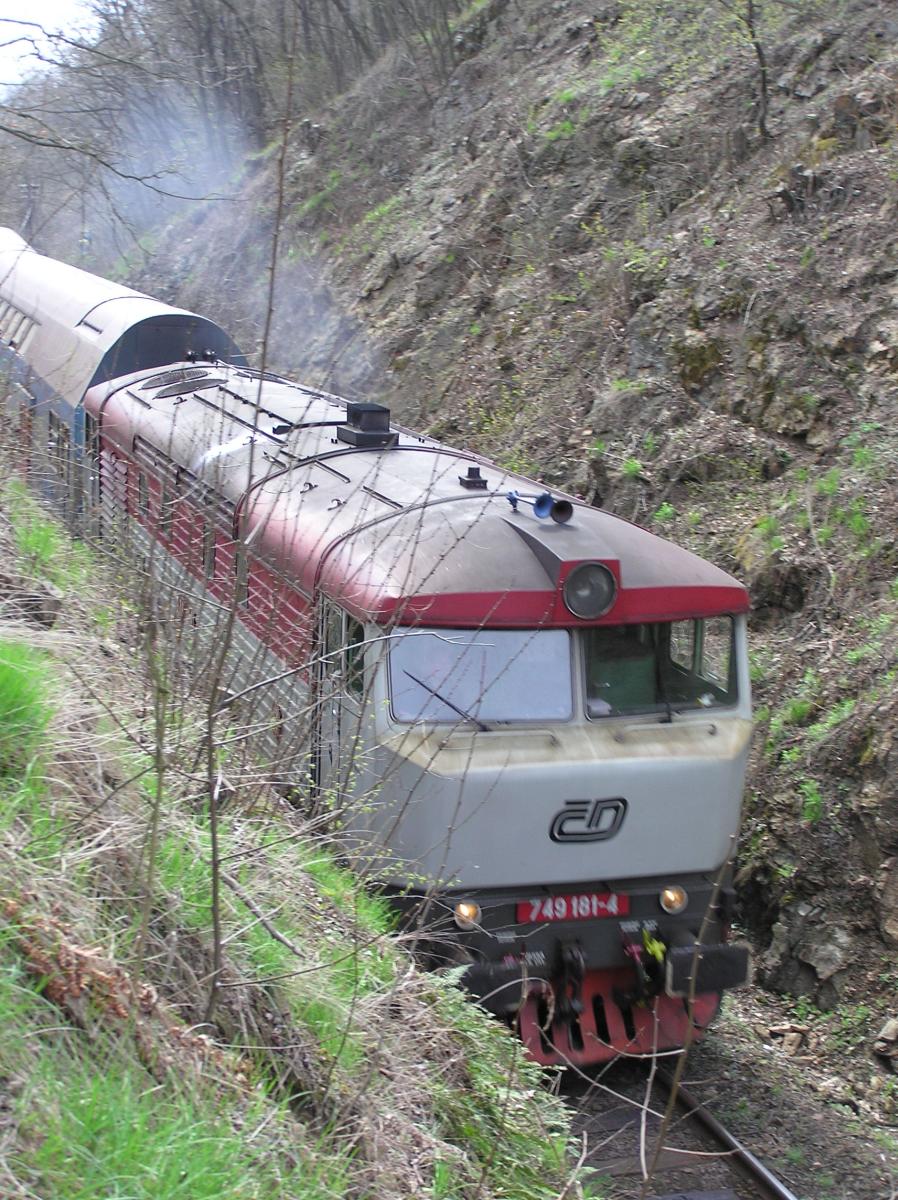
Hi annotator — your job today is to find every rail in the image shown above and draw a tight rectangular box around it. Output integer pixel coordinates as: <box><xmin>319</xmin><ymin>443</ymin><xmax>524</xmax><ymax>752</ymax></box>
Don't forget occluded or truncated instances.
<box><xmin>655</xmin><ymin>1067</ymin><xmax>803</xmax><ymax>1200</ymax></box>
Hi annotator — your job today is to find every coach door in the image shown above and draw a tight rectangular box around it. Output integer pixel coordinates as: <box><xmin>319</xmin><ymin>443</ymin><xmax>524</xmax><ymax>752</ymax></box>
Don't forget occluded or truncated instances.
<box><xmin>314</xmin><ymin>601</ymin><xmax>367</xmax><ymax>801</ymax></box>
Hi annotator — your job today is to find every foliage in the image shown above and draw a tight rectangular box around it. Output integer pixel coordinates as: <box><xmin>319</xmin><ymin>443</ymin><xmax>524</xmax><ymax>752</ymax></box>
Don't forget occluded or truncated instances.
<box><xmin>294</xmin><ymin>170</ymin><xmax>343</xmax><ymax>221</ymax></box>
<box><xmin>799</xmin><ymin>778</ymin><xmax>823</xmax><ymax>824</ymax></box>
<box><xmin>621</xmin><ymin>457</ymin><xmax>643</xmax><ymax>479</ymax></box>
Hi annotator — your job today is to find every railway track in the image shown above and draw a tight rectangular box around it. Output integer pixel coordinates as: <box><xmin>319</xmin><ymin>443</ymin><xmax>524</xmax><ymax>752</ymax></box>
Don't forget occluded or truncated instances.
<box><xmin>564</xmin><ymin>1057</ymin><xmax>803</xmax><ymax>1200</ymax></box>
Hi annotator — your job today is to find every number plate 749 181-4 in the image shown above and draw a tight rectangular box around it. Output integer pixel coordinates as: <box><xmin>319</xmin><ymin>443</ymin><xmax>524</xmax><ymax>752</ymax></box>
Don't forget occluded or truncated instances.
<box><xmin>516</xmin><ymin>893</ymin><xmax>629</xmax><ymax>923</ymax></box>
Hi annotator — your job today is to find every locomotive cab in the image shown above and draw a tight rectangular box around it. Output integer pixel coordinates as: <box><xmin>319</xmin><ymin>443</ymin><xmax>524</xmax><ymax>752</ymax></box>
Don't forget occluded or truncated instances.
<box><xmin>325</xmin><ymin>521</ymin><xmax>753</xmax><ymax>1068</ymax></box>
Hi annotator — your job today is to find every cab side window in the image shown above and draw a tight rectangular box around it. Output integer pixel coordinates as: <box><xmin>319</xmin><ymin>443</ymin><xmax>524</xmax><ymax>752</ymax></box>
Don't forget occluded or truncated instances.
<box><xmin>698</xmin><ymin>616</ymin><xmax>734</xmax><ymax>694</ymax></box>
<box><xmin>322</xmin><ymin>606</ymin><xmax>366</xmax><ymax>700</ymax></box>
<box><xmin>663</xmin><ymin>617</ymin><xmax>735</xmax><ymax>705</ymax></box>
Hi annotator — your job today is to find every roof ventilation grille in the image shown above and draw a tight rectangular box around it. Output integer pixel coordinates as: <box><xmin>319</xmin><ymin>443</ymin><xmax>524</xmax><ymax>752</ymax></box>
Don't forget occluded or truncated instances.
<box><xmin>336</xmin><ymin>402</ymin><xmax>398</xmax><ymax>449</ymax></box>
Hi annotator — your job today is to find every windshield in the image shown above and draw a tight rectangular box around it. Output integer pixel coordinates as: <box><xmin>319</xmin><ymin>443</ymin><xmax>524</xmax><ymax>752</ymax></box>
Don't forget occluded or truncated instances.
<box><xmin>584</xmin><ymin>617</ymin><xmax>737</xmax><ymax>718</ymax></box>
<box><xmin>389</xmin><ymin>628</ymin><xmax>573</xmax><ymax>724</ymax></box>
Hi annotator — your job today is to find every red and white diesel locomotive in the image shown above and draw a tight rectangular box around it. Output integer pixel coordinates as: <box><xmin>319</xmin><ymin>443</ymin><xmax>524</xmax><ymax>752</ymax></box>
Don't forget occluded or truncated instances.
<box><xmin>0</xmin><ymin>228</ymin><xmax>751</xmax><ymax>1066</ymax></box>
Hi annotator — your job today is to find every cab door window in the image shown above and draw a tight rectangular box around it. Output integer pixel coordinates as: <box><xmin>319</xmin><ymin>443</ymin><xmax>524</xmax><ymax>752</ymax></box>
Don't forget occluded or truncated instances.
<box><xmin>661</xmin><ymin>616</ymin><xmax>736</xmax><ymax>707</ymax></box>
<box><xmin>583</xmin><ymin>618</ymin><xmax>737</xmax><ymax>717</ymax></box>
<box><xmin>323</xmin><ymin>606</ymin><xmax>366</xmax><ymax>701</ymax></box>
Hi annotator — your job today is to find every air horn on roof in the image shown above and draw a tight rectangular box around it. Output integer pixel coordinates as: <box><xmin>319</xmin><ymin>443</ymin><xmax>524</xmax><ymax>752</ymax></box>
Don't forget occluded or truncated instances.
<box><xmin>506</xmin><ymin>490</ymin><xmax>573</xmax><ymax>524</ymax></box>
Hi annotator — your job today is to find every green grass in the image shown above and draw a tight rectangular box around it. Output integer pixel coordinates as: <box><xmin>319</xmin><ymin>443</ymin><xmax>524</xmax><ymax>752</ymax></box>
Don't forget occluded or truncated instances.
<box><xmin>427</xmin><ymin>978</ymin><xmax>572</xmax><ymax>1197</ymax></box>
<box><xmin>2</xmin><ymin>479</ymin><xmax>91</xmax><ymax>585</ymax></box>
<box><xmin>0</xmin><ymin>638</ymin><xmax>51</xmax><ymax>776</ymax></box>
<box><xmin>294</xmin><ymin>169</ymin><xmax>343</xmax><ymax>221</ymax></box>
<box><xmin>544</xmin><ymin>117</ymin><xmax>576</xmax><ymax>141</ymax></box>
<box><xmin>155</xmin><ymin>829</ymin><xmax>215</xmax><ymax>929</ymax></box>
<box><xmin>301</xmin><ymin>849</ymin><xmax>395</xmax><ymax>935</ymax></box>
<box><xmin>20</xmin><ymin>1065</ymin><xmax>313</xmax><ymax>1200</ymax></box>
<box><xmin>362</xmin><ymin>194</ymin><xmax>401</xmax><ymax>225</ymax></box>
<box><xmin>0</xmin><ymin>940</ymin><xmax>348</xmax><ymax>1200</ymax></box>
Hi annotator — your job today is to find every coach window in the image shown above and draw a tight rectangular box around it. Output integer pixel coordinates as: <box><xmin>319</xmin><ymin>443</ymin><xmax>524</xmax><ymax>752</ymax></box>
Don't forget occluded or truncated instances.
<box><xmin>203</xmin><ymin>521</ymin><xmax>217</xmax><ymax>578</ymax></box>
<box><xmin>234</xmin><ymin>547</ymin><xmax>249</xmax><ymax>607</ymax></box>
<box><xmin>159</xmin><ymin>485</ymin><xmax>175</xmax><ymax>539</ymax></box>
<box><xmin>137</xmin><ymin>473</ymin><xmax>150</xmax><ymax>516</ymax></box>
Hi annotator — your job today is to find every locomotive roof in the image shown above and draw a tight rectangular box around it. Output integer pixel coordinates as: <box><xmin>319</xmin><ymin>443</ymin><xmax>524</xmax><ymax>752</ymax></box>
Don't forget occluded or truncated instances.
<box><xmin>85</xmin><ymin>362</ymin><xmax>749</xmax><ymax>626</ymax></box>
<box><xmin>0</xmin><ymin>229</ymin><xmax>241</xmax><ymax>405</ymax></box>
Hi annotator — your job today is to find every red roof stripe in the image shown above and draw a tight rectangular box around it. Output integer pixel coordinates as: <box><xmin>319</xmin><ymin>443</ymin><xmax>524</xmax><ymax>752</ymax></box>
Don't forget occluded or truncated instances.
<box><xmin>375</xmin><ymin>584</ymin><xmax>750</xmax><ymax>627</ymax></box>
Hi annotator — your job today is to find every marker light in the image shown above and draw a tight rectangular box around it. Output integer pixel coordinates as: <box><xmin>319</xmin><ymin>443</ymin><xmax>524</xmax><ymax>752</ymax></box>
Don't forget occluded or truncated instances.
<box><xmin>659</xmin><ymin>885</ymin><xmax>688</xmax><ymax>915</ymax></box>
<box><xmin>563</xmin><ymin>562</ymin><xmax>617</xmax><ymax>619</ymax></box>
<box><xmin>453</xmin><ymin>901</ymin><xmax>482</xmax><ymax>930</ymax></box>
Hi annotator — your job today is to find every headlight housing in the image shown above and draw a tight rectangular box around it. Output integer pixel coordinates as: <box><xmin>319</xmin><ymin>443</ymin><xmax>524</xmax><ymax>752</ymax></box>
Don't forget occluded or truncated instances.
<box><xmin>453</xmin><ymin>901</ymin><xmax>482</xmax><ymax>930</ymax></box>
<box><xmin>659</xmin><ymin>885</ymin><xmax>688</xmax><ymax>914</ymax></box>
<box><xmin>563</xmin><ymin>563</ymin><xmax>617</xmax><ymax>619</ymax></box>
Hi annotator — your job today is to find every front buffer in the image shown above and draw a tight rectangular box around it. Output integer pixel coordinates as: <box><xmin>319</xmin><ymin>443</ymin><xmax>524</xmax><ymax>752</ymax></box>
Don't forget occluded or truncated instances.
<box><xmin>450</xmin><ymin>885</ymin><xmax>751</xmax><ymax>1068</ymax></box>
<box><xmin>514</xmin><ymin>939</ymin><xmax>749</xmax><ymax>1068</ymax></box>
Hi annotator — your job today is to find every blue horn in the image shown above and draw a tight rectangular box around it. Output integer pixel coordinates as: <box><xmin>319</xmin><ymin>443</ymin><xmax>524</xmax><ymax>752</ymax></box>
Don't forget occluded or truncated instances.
<box><xmin>507</xmin><ymin>491</ymin><xmax>574</xmax><ymax>524</ymax></box>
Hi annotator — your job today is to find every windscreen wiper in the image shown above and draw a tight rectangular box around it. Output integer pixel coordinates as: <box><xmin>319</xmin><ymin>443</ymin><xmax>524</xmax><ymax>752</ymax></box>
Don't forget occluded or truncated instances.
<box><xmin>402</xmin><ymin>669</ymin><xmax>490</xmax><ymax>732</ymax></box>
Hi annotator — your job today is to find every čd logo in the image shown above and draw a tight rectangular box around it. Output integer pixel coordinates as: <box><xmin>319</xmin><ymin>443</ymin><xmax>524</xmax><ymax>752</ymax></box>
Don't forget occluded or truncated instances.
<box><xmin>549</xmin><ymin>798</ymin><xmax>627</xmax><ymax>843</ymax></box>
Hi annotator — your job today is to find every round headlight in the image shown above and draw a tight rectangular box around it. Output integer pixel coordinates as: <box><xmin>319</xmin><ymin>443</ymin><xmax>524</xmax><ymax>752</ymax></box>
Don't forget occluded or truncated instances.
<box><xmin>453</xmin><ymin>901</ymin><xmax>482</xmax><ymax>930</ymax></box>
<box><xmin>563</xmin><ymin>563</ymin><xmax>617</xmax><ymax>619</ymax></box>
<box><xmin>659</xmin><ymin>885</ymin><xmax>688</xmax><ymax>914</ymax></box>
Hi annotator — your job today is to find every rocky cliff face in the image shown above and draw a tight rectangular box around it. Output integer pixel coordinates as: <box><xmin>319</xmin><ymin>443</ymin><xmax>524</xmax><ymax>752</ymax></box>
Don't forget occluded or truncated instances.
<box><xmin>136</xmin><ymin>0</ymin><xmax>898</xmax><ymax>1015</ymax></box>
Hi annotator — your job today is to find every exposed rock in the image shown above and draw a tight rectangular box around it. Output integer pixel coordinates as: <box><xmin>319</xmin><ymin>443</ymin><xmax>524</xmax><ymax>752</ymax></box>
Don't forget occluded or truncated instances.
<box><xmin>877</xmin><ymin>858</ymin><xmax>898</xmax><ymax>947</ymax></box>
<box><xmin>612</xmin><ymin>135</ymin><xmax>663</xmax><ymax>182</ymax></box>
<box><xmin>873</xmin><ymin>1017</ymin><xmax>898</xmax><ymax>1073</ymax></box>
<box><xmin>671</xmin><ymin>328</ymin><xmax>723</xmax><ymax>393</ymax></box>
<box><xmin>761</xmin><ymin>905</ymin><xmax>853</xmax><ymax>1010</ymax></box>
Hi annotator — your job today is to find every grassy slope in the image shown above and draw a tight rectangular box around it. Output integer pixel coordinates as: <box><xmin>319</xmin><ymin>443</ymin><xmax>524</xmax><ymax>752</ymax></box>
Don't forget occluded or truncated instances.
<box><xmin>0</xmin><ymin>479</ymin><xmax>577</xmax><ymax>1200</ymax></box>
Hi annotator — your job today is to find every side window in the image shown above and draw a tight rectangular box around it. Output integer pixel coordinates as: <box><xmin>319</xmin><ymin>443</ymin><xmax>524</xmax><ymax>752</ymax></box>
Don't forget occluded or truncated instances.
<box><xmin>47</xmin><ymin>410</ymin><xmax>71</xmax><ymax>482</ymax></box>
<box><xmin>203</xmin><ymin>521</ymin><xmax>217</xmax><ymax>578</ymax></box>
<box><xmin>660</xmin><ymin>617</ymin><xmax>736</xmax><ymax>708</ymax></box>
<box><xmin>699</xmin><ymin>617</ymin><xmax>732</xmax><ymax>692</ymax></box>
<box><xmin>84</xmin><ymin>411</ymin><xmax>100</xmax><ymax>461</ymax></box>
<box><xmin>322</xmin><ymin>605</ymin><xmax>366</xmax><ymax>699</ymax></box>
<box><xmin>234</xmin><ymin>547</ymin><xmax>249</xmax><ymax>607</ymax></box>
<box><xmin>159</xmin><ymin>485</ymin><xmax>174</xmax><ymax>539</ymax></box>
<box><xmin>345</xmin><ymin>617</ymin><xmax>366</xmax><ymax>698</ymax></box>
<box><xmin>669</xmin><ymin>620</ymin><xmax>696</xmax><ymax>671</ymax></box>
